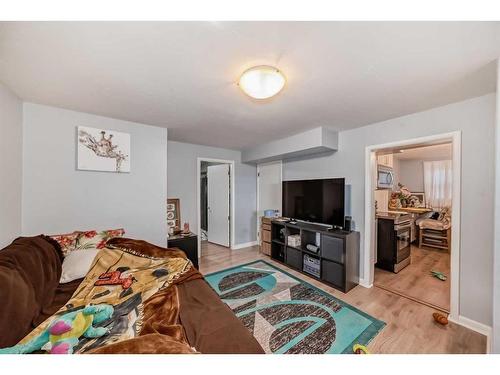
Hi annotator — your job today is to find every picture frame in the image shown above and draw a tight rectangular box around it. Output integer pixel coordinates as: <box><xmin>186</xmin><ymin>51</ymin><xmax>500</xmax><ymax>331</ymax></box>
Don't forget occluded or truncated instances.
<box><xmin>77</xmin><ymin>126</ymin><xmax>130</xmax><ymax>173</ymax></box>
<box><xmin>409</xmin><ymin>192</ymin><xmax>426</xmax><ymax>208</ymax></box>
<box><xmin>167</xmin><ymin>198</ymin><xmax>181</xmax><ymax>231</ymax></box>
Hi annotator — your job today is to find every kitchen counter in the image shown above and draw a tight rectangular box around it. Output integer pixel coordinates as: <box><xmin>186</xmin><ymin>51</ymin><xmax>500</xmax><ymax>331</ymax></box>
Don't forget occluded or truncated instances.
<box><xmin>389</xmin><ymin>207</ymin><xmax>432</xmax><ymax>214</ymax></box>
<box><xmin>376</xmin><ymin>211</ymin><xmax>410</xmax><ymax>221</ymax></box>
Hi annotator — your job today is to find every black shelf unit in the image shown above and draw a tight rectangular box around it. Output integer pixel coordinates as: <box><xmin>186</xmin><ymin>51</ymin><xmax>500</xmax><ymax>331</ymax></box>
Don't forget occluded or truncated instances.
<box><xmin>270</xmin><ymin>220</ymin><xmax>360</xmax><ymax>293</ymax></box>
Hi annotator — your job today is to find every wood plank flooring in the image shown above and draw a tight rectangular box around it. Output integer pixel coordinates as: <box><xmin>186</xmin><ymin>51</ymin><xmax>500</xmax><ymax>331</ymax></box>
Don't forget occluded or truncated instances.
<box><xmin>374</xmin><ymin>245</ymin><xmax>450</xmax><ymax>312</ymax></box>
<box><xmin>199</xmin><ymin>242</ymin><xmax>486</xmax><ymax>354</ymax></box>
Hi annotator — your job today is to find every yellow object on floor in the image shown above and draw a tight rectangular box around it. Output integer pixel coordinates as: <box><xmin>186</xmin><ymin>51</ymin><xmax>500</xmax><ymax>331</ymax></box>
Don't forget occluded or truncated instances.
<box><xmin>353</xmin><ymin>344</ymin><xmax>370</xmax><ymax>354</ymax></box>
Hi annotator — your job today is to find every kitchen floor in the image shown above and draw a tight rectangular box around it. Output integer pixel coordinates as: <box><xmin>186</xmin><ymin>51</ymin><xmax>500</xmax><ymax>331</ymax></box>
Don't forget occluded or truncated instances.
<box><xmin>374</xmin><ymin>244</ymin><xmax>450</xmax><ymax>312</ymax></box>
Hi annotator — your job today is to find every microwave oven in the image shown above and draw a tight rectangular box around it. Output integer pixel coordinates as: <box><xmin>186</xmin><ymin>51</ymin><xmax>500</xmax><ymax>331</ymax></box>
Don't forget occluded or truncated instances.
<box><xmin>377</xmin><ymin>165</ymin><xmax>394</xmax><ymax>189</ymax></box>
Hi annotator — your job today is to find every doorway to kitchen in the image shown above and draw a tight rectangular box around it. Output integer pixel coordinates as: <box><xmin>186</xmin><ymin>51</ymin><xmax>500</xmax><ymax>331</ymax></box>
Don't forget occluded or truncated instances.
<box><xmin>364</xmin><ymin>132</ymin><xmax>461</xmax><ymax>320</ymax></box>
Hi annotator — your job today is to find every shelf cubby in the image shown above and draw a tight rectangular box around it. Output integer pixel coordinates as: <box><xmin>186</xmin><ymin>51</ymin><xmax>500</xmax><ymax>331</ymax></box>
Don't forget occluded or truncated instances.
<box><xmin>269</xmin><ymin>220</ymin><xmax>360</xmax><ymax>293</ymax></box>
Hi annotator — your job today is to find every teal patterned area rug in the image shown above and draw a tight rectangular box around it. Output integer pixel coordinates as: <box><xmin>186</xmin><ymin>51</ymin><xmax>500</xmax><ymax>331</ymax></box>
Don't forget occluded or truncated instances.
<box><xmin>205</xmin><ymin>260</ymin><xmax>385</xmax><ymax>354</ymax></box>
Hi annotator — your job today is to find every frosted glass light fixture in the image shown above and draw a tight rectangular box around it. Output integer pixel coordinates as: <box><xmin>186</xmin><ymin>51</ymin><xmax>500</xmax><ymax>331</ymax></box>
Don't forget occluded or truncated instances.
<box><xmin>238</xmin><ymin>65</ymin><xmax>286</xmax><ymax>99</ymax></box>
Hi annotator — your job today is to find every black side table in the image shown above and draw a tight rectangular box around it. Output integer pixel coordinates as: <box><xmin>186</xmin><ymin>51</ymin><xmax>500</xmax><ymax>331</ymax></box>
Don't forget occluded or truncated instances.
<box><xmin>167</xmin><ymin>233</ymin><xmax>198</xmax><ymax>269</ymax></box>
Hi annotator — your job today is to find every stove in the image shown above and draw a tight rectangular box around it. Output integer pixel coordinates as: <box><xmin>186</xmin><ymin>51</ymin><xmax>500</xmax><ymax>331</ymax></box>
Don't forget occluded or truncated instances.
<box><xmin>375</xmin><ymin>211</ymin><xmax>412</xmax><ymax>273</ymax></box>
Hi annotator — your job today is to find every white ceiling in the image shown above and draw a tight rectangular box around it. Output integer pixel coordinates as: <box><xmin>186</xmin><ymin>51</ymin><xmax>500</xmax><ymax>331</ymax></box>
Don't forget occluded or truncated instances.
<box><xmin>1</xmin><ymin>22</ymin><xmax>499</xmax><ymax>150</ymax></box>
<box><xmin>393</xmin><ymin>143</ymin><xmax>452</xmax><ymax>161</ymax></box>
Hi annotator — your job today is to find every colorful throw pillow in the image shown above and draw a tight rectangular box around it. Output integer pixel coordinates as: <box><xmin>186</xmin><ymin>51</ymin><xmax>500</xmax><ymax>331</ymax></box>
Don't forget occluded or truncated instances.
<box><xmin>74</xmin><ymin>228</ymin><xmax>125</xmax><ymax>251</ymax></box>
<box><xmin>49</xmin><ymin>232</ymin><xmax>80</xmax><ymax>257</ymax></box>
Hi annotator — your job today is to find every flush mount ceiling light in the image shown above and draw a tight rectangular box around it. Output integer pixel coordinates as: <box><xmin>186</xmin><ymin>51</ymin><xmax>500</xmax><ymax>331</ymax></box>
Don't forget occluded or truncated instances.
<box><xmin>238</xmin><ymin>65</ymin><xmax>286</xmax><ymax>99</ymax></box>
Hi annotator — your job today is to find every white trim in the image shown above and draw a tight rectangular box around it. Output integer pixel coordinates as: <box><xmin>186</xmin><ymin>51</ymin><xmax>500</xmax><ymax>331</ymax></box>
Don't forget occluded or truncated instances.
<box><xmin>364</xmin><ymin>131</ymin><xmax>461</xmax><ymax>322</ymax></box>
<box><xmin>363</xmin><ymin>147</ymin><xmax>378</xmax><ymax>288</ymax></box>
<box><xmin>256</xmin><ymin>160</ymin><xmax>283</xmax><ymax>244</ymax></box>
<box><xmin>492</xmin><ymin>59</ymin><xmax>500</xmax><ymax>354</ymax></box>
<box><xmin>448</xmin><ymin>315</ymin><xmax>492</xmax><ymax>353</ymax></box>
<box><xmin>450</xmin><ymin>131</ymin><xmax>462</xmax><ymax>320</ymax></box>
<box><xmin>358</xmin><ymin>278</ymin><xmax>373</xmax><ymax>288</ymax></box>
<box><xmin>196</xmin><ymin>157</ymin><xmax>235</xmax><ymax>258</ymax></box>
<box><xmin>231</xmin><ymin>241</ymin><xmax>259</xmax><ymax>250</ymax></box>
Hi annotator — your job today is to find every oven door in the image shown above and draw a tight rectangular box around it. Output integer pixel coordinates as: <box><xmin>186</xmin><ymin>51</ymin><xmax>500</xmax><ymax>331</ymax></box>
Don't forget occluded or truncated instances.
<box><xmin>377</xmin><ymin>168</ymin><xmax>394</xmax><ymax>189</ymax></box>
<box><xmin>395</xmin><ymin>225</ymin><xmax>411</xmax><ymax>263</ymax></box>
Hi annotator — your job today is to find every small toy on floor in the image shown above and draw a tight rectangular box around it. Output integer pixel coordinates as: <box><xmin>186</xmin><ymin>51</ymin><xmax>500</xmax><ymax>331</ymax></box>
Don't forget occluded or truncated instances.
<box><xmin>433</xmin><ymin>312</ymin><xmax>449</xmax><ymax>326</ymax></box>
<box><xmin>353</xmin><ymin>344</ymin><xmax>370</xmax><ymax>354</ymax></box>
<box><xmin>430</xmin><ymin>270</ymin><xmax>447</xmax><ymax>281</ymax></box>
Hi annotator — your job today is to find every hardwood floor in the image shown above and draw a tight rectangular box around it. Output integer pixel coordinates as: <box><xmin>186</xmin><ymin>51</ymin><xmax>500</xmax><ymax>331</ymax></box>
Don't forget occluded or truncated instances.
<box><xmin>199</xmin><ymin>242</ymin><xmax>486</xmax><ymax>354</ymax></box>
<box><xmin>374</xmin><ymin>244</ymin><xmax>450</xmax><ymax>312</ymax></box>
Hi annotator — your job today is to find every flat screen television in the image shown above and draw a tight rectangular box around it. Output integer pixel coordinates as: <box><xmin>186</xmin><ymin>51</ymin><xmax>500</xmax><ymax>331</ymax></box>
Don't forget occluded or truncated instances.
<box><xmin>282</xmin><ymin>178</ymin><xmax>345</xmax><ymax>227</ymax></box>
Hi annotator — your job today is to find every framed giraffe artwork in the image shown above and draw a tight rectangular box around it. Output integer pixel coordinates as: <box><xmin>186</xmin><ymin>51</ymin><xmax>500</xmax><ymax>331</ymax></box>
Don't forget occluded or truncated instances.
<box><xmin>77</xmin><ymin>126</ymin><xmax>131</xmax><ymax>173</ymax></box>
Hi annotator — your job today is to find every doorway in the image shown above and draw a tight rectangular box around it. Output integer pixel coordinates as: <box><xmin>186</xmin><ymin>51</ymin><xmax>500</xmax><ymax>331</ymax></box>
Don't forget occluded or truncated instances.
<box><xmin>374</xmin><ymin>142</ymin><xmax>453</xmax><ymax>313</ymax></box>
<box><xmin>197</xmin><ymin>158</ymin><xmax>235</xmax><ymax>258</ymax></box>
<box><xmin>364</xmin><ymin>132</ymin><xmax>461</xmax><ymax>321</ymax></box>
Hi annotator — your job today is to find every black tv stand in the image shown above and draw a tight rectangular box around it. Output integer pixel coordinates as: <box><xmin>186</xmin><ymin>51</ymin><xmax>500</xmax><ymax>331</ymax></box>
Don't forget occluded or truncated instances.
<box><xmin>270</xmin><ymin>219</ymin><xmax>360</xmax><ymax>293</ymax></box>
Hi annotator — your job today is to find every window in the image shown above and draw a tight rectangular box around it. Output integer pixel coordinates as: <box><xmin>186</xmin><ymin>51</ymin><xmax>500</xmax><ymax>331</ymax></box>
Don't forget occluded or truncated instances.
<box><xmin>423</xmin><ymin>160</ymin><xmax>452</xmax><ymax>209</ymax></box>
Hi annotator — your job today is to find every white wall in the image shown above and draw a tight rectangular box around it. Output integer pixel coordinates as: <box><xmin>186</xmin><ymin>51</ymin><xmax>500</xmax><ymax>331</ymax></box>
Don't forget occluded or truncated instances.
<box><xmin>284</xmin><ymin>94</ymin><xmax>496</xmax><ymax>327</ymax></box>
<box><xmin>493</xmin><ymin>60</ymin><xmax>500</xmax><ymax>353</ymax></box>
<box><xmin>391</xmin><ymin>156</ymin><xmax>400</xmax><ymax>189</ymax></box>
<box><xmin>22</xmin><ymin>104</ymin><xmax>168</xmax><ymax>246</ymax></box>
<box><xmin>398</xmin><ymin>160</ymin><xmax>424</xmax><ymax>192</ymax></box>
<box><xmin>395</xmin><ymin>152</ymin><xmax>453</xmax><ymax>195</ymax></box>
<box><xmin>0</xmin><ymin>83</ymin><xmax>23</xmax><ymax>248</ymax></box>
<box><xmin>242</xmin><ymin>126</ymin><xmax>338</xmax><ymax>163</ymax></box>
<box><xmin>168</xmin><ymin>141</ymin><xmax>257</xmax><ymax>246</ymax></box>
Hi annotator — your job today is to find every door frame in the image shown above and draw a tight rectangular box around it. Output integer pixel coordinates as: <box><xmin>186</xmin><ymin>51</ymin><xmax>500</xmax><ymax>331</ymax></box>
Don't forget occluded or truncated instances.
<box><xmin>256</xmin><ymin>160</ymin><xmax>283</xmax><ymax>244</ymax></box>
<box><xmin>363</xmin><ymin>131</ymin><xmax>461</xmax><ymax>322</ymax></box>
<box><xmin>197</xmin><ymin>157</ymin><xmax>235</xmax><ymax>258</ymax></box>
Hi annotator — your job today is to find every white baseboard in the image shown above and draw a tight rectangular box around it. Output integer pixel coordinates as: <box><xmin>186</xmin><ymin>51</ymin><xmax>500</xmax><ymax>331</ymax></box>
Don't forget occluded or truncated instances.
<box><xmin>449</xmin><ymin>315</ymin><xmax>492</xmax><ymax>353</ymax></box>
<box><xmin>358</xmin><ymin>278</ymin><xmax>373</xmax><ymax>288</ymax></box>
<box><xmin>231</xmin><ymin>241</ymin><xmax>258</xmax><ymax>250</ymax></box>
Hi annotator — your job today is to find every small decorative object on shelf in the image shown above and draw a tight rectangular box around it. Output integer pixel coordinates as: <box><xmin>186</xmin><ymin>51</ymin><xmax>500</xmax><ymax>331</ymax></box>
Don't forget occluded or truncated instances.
<box><xmin>389</xmin><ymin>183</ymin><xmax>426</xmax><ymax>209</ymax></box>
<box><xmin>389</xmin><ymin>193</ymin><xmax>402</xmax><ymax>209</ymax></box>
<box><xmin>409</xmin><ymin>192</ymin><xmax>426</xmax><ymax>208</ymax></box>
<box><xmin>182</xmin><ymin>222</ymin><xmax>190</xmax><ymax>235</ymax></box>
<box><xmin>396</xmin><ymin>183</ymin><xmax>412</xmax><ymax>208</ymax></box>
<box><xmin>167</xmin><ymin>198</ymin><xmax>181</xmax><ymax>233</ymax></box>
<box><xmin>287</xmin><ymin>234</ymin><xmax>301</xmax><ymax>247</ymax></box>
<box><xmin>306</xmin><ymin>244</ymin><xmax>319</xmax><ymax>253</ymax></box>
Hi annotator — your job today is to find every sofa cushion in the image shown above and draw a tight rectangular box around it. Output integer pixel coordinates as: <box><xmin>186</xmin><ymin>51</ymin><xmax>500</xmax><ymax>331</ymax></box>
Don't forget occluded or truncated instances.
<box><xmin>59</xmin><ymin>248</ymin><xmax>99</xmax><ymax>283</ymax></box>
<box><xmin>0</xmin><ymin>236</ymin><xmax>63</xmax><ymax>348</ymax></box>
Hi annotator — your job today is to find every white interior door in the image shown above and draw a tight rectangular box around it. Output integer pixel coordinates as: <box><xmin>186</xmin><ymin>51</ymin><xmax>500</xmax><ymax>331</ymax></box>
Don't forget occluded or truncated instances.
<box><xmin>207</xmin><ymin>164</ymin><xmax>230</xmax><ymax>247</ymax></box>
<box><xmin>257</xmin><ymin>161</ymin><xmax>282</xmax><ymax>243</ymax></box>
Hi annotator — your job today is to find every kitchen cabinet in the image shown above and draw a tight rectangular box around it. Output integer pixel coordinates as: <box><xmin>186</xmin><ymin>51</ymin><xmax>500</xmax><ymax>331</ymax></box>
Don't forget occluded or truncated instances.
<box><xmin>377</xmin><ymin>154</ymin><xmax>394</xmax><ymax>168</ymax></box>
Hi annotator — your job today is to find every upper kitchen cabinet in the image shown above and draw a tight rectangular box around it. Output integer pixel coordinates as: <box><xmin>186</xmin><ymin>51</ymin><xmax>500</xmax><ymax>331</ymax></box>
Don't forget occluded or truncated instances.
<box><xmin>377</xmin><ymin>154</ymin><xmax>394</xmax><ymax>168</ymax></box>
